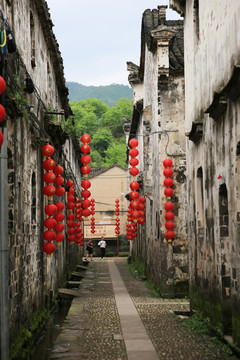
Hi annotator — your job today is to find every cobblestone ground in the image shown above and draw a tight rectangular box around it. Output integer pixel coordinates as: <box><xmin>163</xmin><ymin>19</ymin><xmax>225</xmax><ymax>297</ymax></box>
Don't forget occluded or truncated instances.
<box><xmin>51</xmin><ymin>260</ymin><xmax>127</xmax><ymax>360</ymax></box>
<box><xmin>51</xmin><ymin>258</ymin><xmax>239</xmax><ymax>360</ymax></box>
<box><xmin>116</xmin><ymin>260</ymin><xmax>239</xmax><ymax>360</ymax></box>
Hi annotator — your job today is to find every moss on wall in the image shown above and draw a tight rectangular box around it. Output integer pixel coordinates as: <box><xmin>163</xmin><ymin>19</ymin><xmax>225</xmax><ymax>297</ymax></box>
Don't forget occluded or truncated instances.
<box><xmin>190</xmin><ymin>289</ymin><xmax>224</xmax><ymax>334</ymax></box>
<box><xmin>10</xmin><ymin>308</ymin><xmax>51</xmax><ymax>360</ymax></box>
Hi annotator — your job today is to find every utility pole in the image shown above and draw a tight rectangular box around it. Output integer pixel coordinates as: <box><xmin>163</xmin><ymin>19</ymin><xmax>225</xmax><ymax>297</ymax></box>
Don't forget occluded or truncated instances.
<box><xmin>0</xmin><ymin>62</ymin><xmax>9</xmax><ymax>359</ymax></box>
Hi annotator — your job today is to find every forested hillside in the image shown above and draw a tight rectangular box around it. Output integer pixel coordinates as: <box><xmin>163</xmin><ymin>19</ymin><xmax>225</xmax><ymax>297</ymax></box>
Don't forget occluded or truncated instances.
<box><xmin>62</xmin><ymin>98</ymin><xmax>133</xmax><ymax>167</ymax></box>
<box><xmin>67</xmin><ymin>82</ymin><xmax>133</xmax><ymax>106</ymax></box>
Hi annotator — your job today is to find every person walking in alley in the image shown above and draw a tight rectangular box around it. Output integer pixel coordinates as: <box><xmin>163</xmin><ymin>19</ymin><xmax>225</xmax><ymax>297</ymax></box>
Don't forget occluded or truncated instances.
<box><xmin>85</xmin><ymin>239</ymin><xmax>94</xmax><ymax>261</ymax></box>
<box><xmin>98</xmin><ymin>236</ymin><xmax>106</xmax><ymax>259</ymax></box>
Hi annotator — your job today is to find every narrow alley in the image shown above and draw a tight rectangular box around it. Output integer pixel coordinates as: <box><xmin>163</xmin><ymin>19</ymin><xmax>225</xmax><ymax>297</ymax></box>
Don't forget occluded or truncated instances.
<box><xmin>48</xmin><ymin>258</ymin><xmax>238</xmax><ymax>360</ymax></box>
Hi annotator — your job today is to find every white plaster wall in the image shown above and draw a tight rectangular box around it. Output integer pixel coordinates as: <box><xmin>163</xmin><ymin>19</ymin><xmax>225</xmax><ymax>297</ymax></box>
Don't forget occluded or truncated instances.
<box><xmin>184</xmin><ymin>0</ymin><xmax>240</xmax><ymax>132</ymax></box>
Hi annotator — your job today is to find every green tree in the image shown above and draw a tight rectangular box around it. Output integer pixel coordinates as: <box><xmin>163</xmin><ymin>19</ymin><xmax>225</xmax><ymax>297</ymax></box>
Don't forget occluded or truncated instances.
<box><xmin>62</xmin><ymin>97</ymin><xmax>133</xmax><ymax>167</ymax></box>
<box><xmin>100</xmin><ymin>98</ymin><xmax>133</xmax><ymax>137</ymax></box>
<box><xmin>104</xmin><ymin>142</ymin><xmax>127</xmax><ymax>167</ymax></box>
<box><xmin>91</xmin><ymin>128</ymin><xmax>114</xmax><ymax>158</ymax></box>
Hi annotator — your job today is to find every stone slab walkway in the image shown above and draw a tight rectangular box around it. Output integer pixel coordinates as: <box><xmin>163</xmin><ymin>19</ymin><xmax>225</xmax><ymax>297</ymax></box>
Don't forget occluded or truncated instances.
<box><xmin>50</xmin><ymin>258</ymin><xmax>238</xmax><ymax>360</ymax></box>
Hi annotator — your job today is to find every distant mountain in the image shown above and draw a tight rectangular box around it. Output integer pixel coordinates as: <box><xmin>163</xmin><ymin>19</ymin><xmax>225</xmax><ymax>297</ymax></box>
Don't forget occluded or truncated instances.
<box><xmin>67</xmin><ymin>82</ymin><xmax>133</xmax><ymax>106</ymax></box>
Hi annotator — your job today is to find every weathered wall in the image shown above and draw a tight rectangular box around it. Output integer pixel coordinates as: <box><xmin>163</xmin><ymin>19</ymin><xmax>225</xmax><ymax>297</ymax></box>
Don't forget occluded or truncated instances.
<box><xmin>171</xmin><ymin>0</ymin><xmax>240</xmax><ymax>344</ymax></box>
<box><xmin>1</xmin><ymin>0</ymin><xmax>83</xmax><ymax>344</ymax></box>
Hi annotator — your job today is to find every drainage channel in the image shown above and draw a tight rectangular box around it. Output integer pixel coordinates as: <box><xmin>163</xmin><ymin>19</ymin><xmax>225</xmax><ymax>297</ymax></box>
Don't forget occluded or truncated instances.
<box><xmin>32</xmin><ymin>298</ymin><xmax>72</xmax><ymax>360</ymax></box>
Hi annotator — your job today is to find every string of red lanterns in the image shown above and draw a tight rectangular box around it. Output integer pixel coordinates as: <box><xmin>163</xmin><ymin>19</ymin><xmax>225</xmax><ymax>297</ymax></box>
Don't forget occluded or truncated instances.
<box><xmin>42</xmin><ymin>144</ymin><xmax>57</xmax><ymax>256</ymax></box>
<box><xmin>115</xmin><ymin>199</ymin><xmax>120</xmax><ymax>235</ymax></box>
<box><xmin>0</xmin><ymin>75</ymin><xmax>6</xmax><ymax>147</ymax></box>
<box><xmin>80</xmin><ymin>134</ymin><xmax>92</xmax><ymax>219</ymax></box>
<box><xmin>163</xmin><ymin>159</ymin><xmax>175</xmax><ymax>242</ymax></box>
<box><xmin>66</xmin><ymin>179</ymin><xmax>76</xmax><ymax>244</ymax></box>
<box><xmin>75</xmin><ymin>197</ymin><xmax>84</xmax><ymax>246</ymax></box>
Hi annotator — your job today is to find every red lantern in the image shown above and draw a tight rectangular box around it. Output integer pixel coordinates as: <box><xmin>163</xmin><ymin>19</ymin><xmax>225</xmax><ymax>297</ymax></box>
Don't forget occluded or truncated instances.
<box><xmin>81</xmin><ymin>165</ymin><xmax>91</xmax><ymax>175</ymax></box>
<box><xmin>68</xmin><ymin>186</ymin><xmax>74</xmax><ymax>194</ymax></box>
<box><xmin>81</xmin><ymin>155</ymin><xmax>91</xmax><ymax>164</ymax></box>
<box><xmin>81</xmin><ymin>189</ymin><xmax>91</xmax><ymax>198</ymax></box>
<box><xmin>164</xmin><ymin>178</ymin><xmax>174</xmax><ymax>187</ymax></box>
<box><xmin>56</xmin><ymin>233</ymin><xmax>64</xmax><ymax>243</ymax></box>
<box><xmin>139</xmin><ymin>196</ymin><xmax>146</xmax><ymax>203</ymax></box>
<box><xmin>165</xmin><ymin>221</ymin><xmax>175</xmax><ymax>230</ymax></box>
<box><xmin>67</xmin><ymin>202</ymin><xmax>75</xmax><ymax>210</ymax></box>
<box><xmin>132</xmin><ymin>210</ymin><xmax>139</xmax><ymax>219</ymax></box>
<box><xmin>129</xmin><ymin>138</ymin><xmax>138</xmax><ymax>147</ymax></box>
<box><xmin>165</xmin><ymin>202</ymin><xmax>174</xmax><ymax>211</ymax></box>
<box><xmin>44</xmin><ymin>230</ymin><xmax>56</xmax><ymax>241</ymax></box>
<box><xmin>130</xmin><ymin>200</ymin><xmax>139</xmax><ymax>209</ymax></box>
<box><xmin>75</xmin><ymin>222</ymin><xmax>81</xmax><ymax>228</ymax></box>
<box><xmin>67</xmin><ymin>220</ymin><xmax>75</xmax><ymax>227</ymax></box>
<box><xmin>164</xmin><ymin>188</ymin><xmax>174</xmax><ymax>197</ymax></box>
<box><xmin>137</xmin><ymin>217</ymin><xmax>145</xmax><ymax>224</ymax></box>
<box><xmin>81</xmin><ymin>134</ymin><xmax>91</xmax><ymax>143</ymax></box>
<box><xmin>130</xmin><ymin>181</ymin><xmax>140</xmax><ymax>190</ymax></box>
<box><xmin>163</xmin><ymin>159</ymin><xmax>173</xmax><ymax>168</ymax></box>
<box><xmin>55</xmin><ymin>187</ymin><xmax>65</xmax><ymax>197</ymax></box>
<box><xmin>68</xmin><ymin>227</ymin><xmax>75</xmax><ymax>235</ymax></box>
<box><xmin>0</xmin><ymin>131</ymin><xmax>4</xmax><ymax>147</ymax></box>
<box><xmin>130</xmin><ymin>191</ymin><xmax>139</xmax><ymax>200</ymax></box>
<box><xmin>67</xmin><ymin>194</ymin><xmax>74</xmax><ymax>202</ymax></box>
<box><xmin>45</xmin><ymin>204</ymin><xmax>57</xmax><ymax>216</ymax></box>
<box><xmin>54</xmin><ymin>212</ymin><xmax>65</xmax><ymax>222</ymax></box>
<box><xmin>68</xmin><ymin>235</ymin><xmax>75</xmax><ymax>243</ymax></box>
<box><xmin>42</xmin><ymin>144</ymin><xmax>54</xmax><ymax>157</ymax></box>
<box><xmin>43</xmin><ymin>172</ymin><xmax>56</xmax><ymax>183</ymax></box>
<box><xmin>115</xmin><ymin>230</ymin><xmax>120</xmax><ymax>235</ymax></box>
<box><xmin>68</xmin><ymin>213</ymin><xmax>75</xmax><ymax>220</ymax></box>
<box><xmin>43</xmin><ymin>158</ymin><xmax>56</xmax><ymax>171</ymax></box>
<box><xmin>0</xmin><ymin>105</ymin><xmax>5</xmax><ymax>123</ymax></box>
<box><xmin>44</xmin><ymin>217</ymin><xmax>57</xmax><ymax>229</ymax></box>
<box><xmin>43</xmin><ymin>184</ymin><xmax>55</xmax><ymax>197</ymax></box>
<box><xmin>82</xmin><ymin>208</ymin><xmax>91</xmax><ymax>217</ymax></box>
<box><xmin>54</xmin><ymin>165</ymin><xmax>64</xmax><ymax>175</ymax></box>
<box><xmin>81</xmin><ymin>179</ymin><xmax>91</xmax><ymax>189</ymax></box>
<box><xmin>165</xmin><ymin>212</ymin><xmax>174</xmax><ymax>221</ymax></box>
<box><xmin>165</xmin><ymin>230</ymin><xmax>175</xmax><ymax>240</ymax></box>
<box><xmin>82</xmin><ymin>199</ymin><xmax>91</xmax><ymax>208</ymax></box>
<box><xmin>129</xmin><ymin>167</ymin><xmax>139</xmax><ymax>177</ymax></box>
<box><xmin>129</xmin><ymin>158</ymin><xmax>139</xmax><ymax>167</ymax></box>
<box><xmin>66</xmin><ymin>179</ymin><xmax>74</xmax><ymax>186</ymax></box>
<box><xmin>139</xmin><ymin>210</ymin><xmax>145</xmax><ymax>217</ymax></box>
<box><xmin>54</xmin><ymin>176</ymin><xmax>64</xmax><ymax>186</ymax></box>
<box><xmin>129</xmin><ymin>148</ymin><xmax>139</xmax><ymax>157</ymax></box>
<box><xmin>80</xmin><ymin>144</ymin><xmax>90</xmax><ymax>154</ymax></box>
<box><xmin>0</xmin><ymin>76</ymin><xmax>6</xmax><ymax>95</ymax></box>
<box><xmin>43</xmin><ymin>242</ymin><xmax>56</xmax><ymax>255</ymax></box>
<box><xmin>163</xmin><ymin>168</ymin><xmax>173</xmax><ymax>177</ymax></box>
<box><xmin>55</xmin><ymin>223</ymin><xmax>65</xmax><ymax>232</ymax></box>
<box><xmin>138</xmin><ymin>203</ymin><xmax>145</xmax><ymax>210</ymax></box>
<box><xmin>55</xmin><ymin>202</ymin><xmax>64</xmax><ymax>212</ymax></box>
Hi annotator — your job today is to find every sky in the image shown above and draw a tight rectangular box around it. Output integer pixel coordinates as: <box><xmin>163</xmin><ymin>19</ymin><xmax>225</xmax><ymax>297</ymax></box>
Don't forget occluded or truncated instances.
<box><xmin>46</xmin><ymin>0</ymin><xmax>181</xmax><ymax>87</ymax></box>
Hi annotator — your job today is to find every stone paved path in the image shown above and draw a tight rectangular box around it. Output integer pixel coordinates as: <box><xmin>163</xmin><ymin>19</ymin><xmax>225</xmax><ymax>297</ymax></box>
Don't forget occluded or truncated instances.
<box><xmin>50</xmin><ymin>258</ymin><xmax>238</xmax><ymax>359</ymax></box>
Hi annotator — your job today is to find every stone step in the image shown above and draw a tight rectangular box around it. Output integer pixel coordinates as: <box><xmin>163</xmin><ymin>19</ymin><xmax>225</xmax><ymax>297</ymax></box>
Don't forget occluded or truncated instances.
<box><xmin>76</xmin><ymin>265</ymin><xmax>88</xmax><ymax>271</ymax></box>
<box><xmin>58</xmin><ymin>288</ymin><xmax>80</xmax><ymax>299</ymax></box>
<box><xmin>71</xmin><ymin>271</ymin><xmax>85</xmax><ymax>279</ymax></box>
<box><xmin>67</xmin><ymin>281</ymin><xmax>82</xmax><ymax>288</ymax></box>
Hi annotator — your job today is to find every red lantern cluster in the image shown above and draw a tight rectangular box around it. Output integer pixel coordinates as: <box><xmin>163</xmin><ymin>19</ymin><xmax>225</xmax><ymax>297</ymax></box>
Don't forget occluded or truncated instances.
<box><xmin>42</xmin><ymin>144</ymin><xmax>57</xmax><ymax>255</ymax></box>
<box><xmin>80</xmin><ymin>134</ymin><xmax>92</xmax><ymax>218</ymax></box>
<box><xmin>66</xmin><ymin>179</ymin><xmax>75</xmax><ymax>244</ymax></box>
<box><xmin>75</xmin><ymin>197</ymin><xmax>84</xmax><ymax>246</ymax></box>
<box><xmin>0</xmin><ymin>76</ymin><xmax>6</xmax><ymax>147</ymax></box>
<box><xmin>163</xmin><ymin>159</ymin><xmax>175</xmax><ymax>241</ymax></box>
<box><xmin>54</xmin><ymin>165</ymin><xmax>65</xmax><ymax>197</ymax></box>
<box><xmin>115</xmin><ymin>199</ymin><xmax>120</xmax><ymax>235</ymax></box>
<box><xmin>54</xmin><ymin>201</ymin><xmax>65</xmax><ymax>244</ymax></box>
